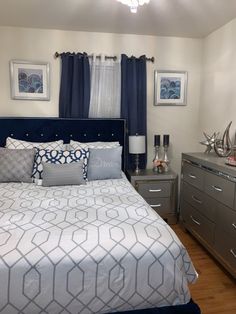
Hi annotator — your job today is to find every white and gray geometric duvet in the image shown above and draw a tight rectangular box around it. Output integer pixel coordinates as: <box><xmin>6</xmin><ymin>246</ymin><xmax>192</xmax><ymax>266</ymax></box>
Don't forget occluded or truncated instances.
<box><xmin>0</xmin><ymin>176</ymin><xmax>198</xmax><ymax>314</ymax></box>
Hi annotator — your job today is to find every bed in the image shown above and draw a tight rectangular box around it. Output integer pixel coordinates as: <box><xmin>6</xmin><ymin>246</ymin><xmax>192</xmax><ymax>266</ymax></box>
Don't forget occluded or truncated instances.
<box><xmin>0</xmin><ymin>118</ymin><xmax>200</xmax><ymax>314</ymax></box>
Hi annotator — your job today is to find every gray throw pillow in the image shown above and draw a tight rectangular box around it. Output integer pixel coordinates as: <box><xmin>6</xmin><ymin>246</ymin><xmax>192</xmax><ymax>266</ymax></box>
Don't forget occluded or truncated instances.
<box><xmin>42</xmin><ymin>161</ymin><xmax>86</xmax><ymax>187</ymax></box>
<box><xmin>87</xmin><ymin>147</ymin><xmax>122</xmax><ymax>181</ymax></box>
<box><xmin>0</xmin><ymin>148</ymin><xmax>35</xmax><ymax>183</ymax></box>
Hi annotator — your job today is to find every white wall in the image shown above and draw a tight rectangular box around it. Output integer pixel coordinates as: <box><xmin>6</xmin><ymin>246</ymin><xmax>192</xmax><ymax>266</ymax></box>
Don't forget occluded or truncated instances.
<box><xmin>0</xmin><ymin>26</ymin><xmax>203</xmax><ymax>174</ymax></box>
<box><xmin>200</xmin><ymin>18</ymin><xmax>236</xmax><ymax>142</ymax></box>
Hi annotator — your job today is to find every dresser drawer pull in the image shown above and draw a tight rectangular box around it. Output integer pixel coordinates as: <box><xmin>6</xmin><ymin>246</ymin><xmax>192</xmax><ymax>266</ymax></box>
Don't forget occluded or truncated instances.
<box><xmin>149</xmin><ymin>189</ymin><xmax>162</xmax><ymax>192</ymax></box>
<box><xmin>192</xmin><ymin>195</ymin><xmax>202</xmax><ymax>204</ymax></box>
<box><xmin>212</xmin><ymin>185</ymin><xmax>222</xmax><ymax>192</ymax></box>
<box><xmin>150</xmin><ymin>204</ymin><xmax>161</xmax><ymax>208</ymax></box>
<box><xmin>232</xmin><ymin>223</ymin><xmax>236</xmax><ymax>230</ymax></box>
<box><xmin>230</xmin><ymin>249</ymin><xmax>236</xmax><ymax>259</ymax></box>
<box><xmin>190</xmin><ymin>215</ymin><xmax>201</xmax><ymax>226</ymax></box>
<box><xmin>188</xmin><ymin>174</ymin><xmax>196</xmax><ymax>179</ymax></box>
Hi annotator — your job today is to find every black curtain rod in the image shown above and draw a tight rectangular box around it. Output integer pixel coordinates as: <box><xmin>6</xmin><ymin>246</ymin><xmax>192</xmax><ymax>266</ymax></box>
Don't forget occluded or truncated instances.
<box><xmin>54</xmin><ymin>52</ymin><xmax>154</xmax><ymax>63</ymax></box>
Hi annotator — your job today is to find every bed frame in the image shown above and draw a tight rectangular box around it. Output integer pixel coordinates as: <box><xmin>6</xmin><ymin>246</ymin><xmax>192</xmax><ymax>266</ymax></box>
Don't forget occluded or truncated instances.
<box><xmin>0</xmin><ymin>117</ymin><xmax>201</xmax><ymax>314</ymax></box>
<box><xmin>0</xmin><ymin>117</ymin><xmax>126</xmax><ymax>170</ymax></box>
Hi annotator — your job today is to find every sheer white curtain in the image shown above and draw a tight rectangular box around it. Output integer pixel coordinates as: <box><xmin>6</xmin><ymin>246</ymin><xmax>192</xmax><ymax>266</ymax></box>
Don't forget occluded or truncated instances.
<box><xmin>89</xmin><ymin>54</ymin><xmax>121</xmax><ymax>118</ymax></box>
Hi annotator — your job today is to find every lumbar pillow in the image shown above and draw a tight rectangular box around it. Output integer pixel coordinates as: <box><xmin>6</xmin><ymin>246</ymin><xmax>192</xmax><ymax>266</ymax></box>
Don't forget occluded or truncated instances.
<box><xmin>32</xmin><ymin>149</ymin><xmax>89</xmax><ymax>179</ymax></box>
<box><xmin>42</xmin><ymin>161</ymin><xmax>85</xmax><ymax>187</ymax></box>
<box><xmin>87</xmin><ymin>147</ymin><xmax>122</xmax><ymax>181</ymax></box>
<box><xmin>0</xmin><ymin>148</ymin><xmax>35</xmax><ymax>183</ymax></box>
<box><xmin>6</xmin><ymin>137</ymin><xmax>64</xmax><ymax>150</ymax></box>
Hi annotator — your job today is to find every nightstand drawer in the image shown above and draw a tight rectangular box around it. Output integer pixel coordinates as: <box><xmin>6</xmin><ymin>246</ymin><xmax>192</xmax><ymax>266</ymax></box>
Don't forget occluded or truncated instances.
<box><xmin>216</xmin><ymin>204</ymin><xmax>236</xmax><ymax>239</ymax></box>
<box><xmin>182</xmin><ymin>182</ymin><xmax>216</xmax><ymax>222</ymax></box>
<box><xmin>136</xmin><ymin>181</ymin><xmax>171</xmax><ymax>198</ymax></box>
<box><xmin>215</xmin><ymin>230</ymin><xmax>236</xmax><ymax>274</ymax></box>
<box><xmin>182</xmin><ymin>201</ymin><xmax>215</xmax><ymax>245</ymax></box>
<box><xmin>205</xmin><ymin>172</ymin><xmax>235</xmax><ymax>208</ymax></box>
<box><xmin>145</xmin><ymin>197</ymin><xmax>171</xmax><ymax>213</ymax></box>
<box><xmin>182</xmin><ymin>162</ymin><xmax>204</xmax><ymax>190</ymax></box>
<box><xmin>126</xmin><ymin>169</ymin><xmax>177</xmax><ymax>225</ymax></box>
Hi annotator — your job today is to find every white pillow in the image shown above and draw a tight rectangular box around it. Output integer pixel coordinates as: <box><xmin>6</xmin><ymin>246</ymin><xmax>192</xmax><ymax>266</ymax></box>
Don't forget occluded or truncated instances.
<box><xmin>69</xmin><ymin>140</ymin><xmax>120</xmax><ymax>150</ymax></box>
<box><xmin>6</xmin><ymin>137</ymin><xmax>64</xmax><ymax>150</ymax></box>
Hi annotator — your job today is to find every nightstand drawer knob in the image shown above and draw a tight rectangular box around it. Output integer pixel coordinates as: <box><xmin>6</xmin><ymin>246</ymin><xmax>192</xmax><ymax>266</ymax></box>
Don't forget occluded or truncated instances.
<box><xmin>150</xmin><ymin>204</ymin><xmax>161</xmax><ymax>208</ymax></box>
<box><xmin>190</xmin><ymin>215</ymin><xmax>201</xmax><ymax>226</ymax></box>
<box><xmin>149</xmin><ymin>189</ymin><xmax>162</xmax><ymax>192</ymax></box>
<box><xmin>212</xmin><ymin>185</ymin><xmax>223</xmax><ymax>192</ymax></box>
<box><xmin>192</xmin><ymin>195</ymin><xmax>202</xmax><ymax>204</ymax></box>
<box><xmin>230</xmin><ymin>249</ymin><xmax>236</xmax><ymax>259</ymax></box>
<box><xmin>232</xmin><ymin>223</ymin><xmax>236</xmax><ymax>230</ymax></box>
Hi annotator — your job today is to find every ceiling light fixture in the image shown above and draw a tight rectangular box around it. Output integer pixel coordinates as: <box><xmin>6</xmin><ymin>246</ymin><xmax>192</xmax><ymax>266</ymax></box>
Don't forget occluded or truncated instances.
<box><xmin>117</xmin><ymin>0</ymin><xmax>150</xmax><ymax>13</ymax></box>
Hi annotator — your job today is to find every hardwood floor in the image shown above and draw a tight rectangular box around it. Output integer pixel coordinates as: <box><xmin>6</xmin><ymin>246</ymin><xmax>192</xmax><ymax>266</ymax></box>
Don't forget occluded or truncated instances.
<box><xmin>172</xmin><ymin>224</ymin><xmax>236</xmax><ymax>314</ymax></box>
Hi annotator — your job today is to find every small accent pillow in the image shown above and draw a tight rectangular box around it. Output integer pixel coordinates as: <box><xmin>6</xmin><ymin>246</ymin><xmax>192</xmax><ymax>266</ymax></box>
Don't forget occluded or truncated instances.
<box><xmin>32</xmin><ymin>149</ymin><xmax>89</xmax><ymax>180</ymax></box>
<box><xmin>42</xmin><ymin>161</ymin><xmax>85</xmax><ymax>187</ymax></box>
<box><xmin>0</xmin><ymin>148</ymin><xmax>35</xmax><ymax>183</ymax></box>
<box><xmin>6</xmin><ymin>137</ymin><xmax>64</xmax><ymax>150</ymax></box>
<box><xmin>87</xmin><ymin>147</ymin><xmax>122</xmax><ymax>181</ymax></box>
<box><xmin>69</xmin><ymin>140</ymin><xmax>120</xmax><ymax>150</ymax></box>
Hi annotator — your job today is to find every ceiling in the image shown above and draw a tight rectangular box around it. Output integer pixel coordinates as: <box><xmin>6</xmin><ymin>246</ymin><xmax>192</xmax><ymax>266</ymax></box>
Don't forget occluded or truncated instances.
<box><xmin>0</xmin><ymin>0</ymin><xmax>236</xmax><ymax>38</ymax></box>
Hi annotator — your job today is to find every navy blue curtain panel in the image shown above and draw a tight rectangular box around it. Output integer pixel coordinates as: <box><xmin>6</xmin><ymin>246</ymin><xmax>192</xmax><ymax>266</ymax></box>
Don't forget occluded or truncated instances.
<box><xmin>121</xmin><ymin>54</ymin><xmax>147</xmax><ymax>169</ymax></box>
<box><xmin>59</xmin><ymin>53</ymin><xmax>90</xmax><ymax>118</ymax></box>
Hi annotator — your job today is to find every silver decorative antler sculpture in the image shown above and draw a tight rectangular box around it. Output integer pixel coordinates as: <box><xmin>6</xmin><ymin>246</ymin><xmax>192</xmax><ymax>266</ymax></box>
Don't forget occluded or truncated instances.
<box><xmin>200</xmin><ymin>132</ymin><xmax>219</xmax><ymax>154</ymax></box>
<box><xmin>214</xmin><ymin>121</ymin><xmax>232</xmax><ymax>157</ymax></box>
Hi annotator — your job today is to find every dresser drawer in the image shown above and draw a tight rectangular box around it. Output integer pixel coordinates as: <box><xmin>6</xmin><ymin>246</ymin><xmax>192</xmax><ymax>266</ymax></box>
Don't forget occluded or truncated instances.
<box><xmin>215</xmin><ymin>230</ymin><xmax>236</xmax><ymax>275</ymax></box>
<box><xmin>216</xmin><ymin>204</ymin><xmax>236</xmax><ymax>239</ymax></box>
<box><xmin>204</xmin><ymin>172</ymin><xmax>235</xmax><ymax>208</ymax></box>
<box><xmin>182</xmin><ymin>182</ymin><xmax>216</xmax><ymax>222</ymax></box>
<box><xmin>145</xmin><ymin>197</ymin><xmax>171</xmax><ymax>214</ymax></box>
<box><xmin>136</xmin><ymin>181</ymin><xmax>171</xmax><ymax>198</ymax></box>
<box><xmin>182</xmin><ymin>201</ymin><xmax>215</xmax><ymax>245</ymax></box>
<box><xmin>182</xmin><ymin>162</ymin><xmax>204</xmax><ymax>190</ymax></box>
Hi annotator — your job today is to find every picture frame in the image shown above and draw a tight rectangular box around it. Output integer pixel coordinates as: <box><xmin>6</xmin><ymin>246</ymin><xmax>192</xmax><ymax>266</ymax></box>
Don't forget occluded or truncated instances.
<box><xmin>10</xmin><ymin>60</ymin><xmax>50</xmax><ymax>100</ymax></box>
<box><xmin>154</xmin><ymin>70</ymin><xmax>187</xmax><ymax>106</ymax></box>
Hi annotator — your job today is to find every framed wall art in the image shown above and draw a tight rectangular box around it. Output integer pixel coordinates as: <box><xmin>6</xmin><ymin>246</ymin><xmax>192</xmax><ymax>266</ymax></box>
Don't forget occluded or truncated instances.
<box><xmin>154</xmin><ymin>70</ymin><xmax>187</xmax><ymax>106</ymax></box>
<box><xmin>10</xmin><ymin>60</ymin><xmax>50</xmax><ymax>100</ymax></box>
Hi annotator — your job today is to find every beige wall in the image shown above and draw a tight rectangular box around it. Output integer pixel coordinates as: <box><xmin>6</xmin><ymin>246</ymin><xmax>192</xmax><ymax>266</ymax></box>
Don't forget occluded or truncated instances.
<box><xmin>0</xmin><ymin>26</ymin><xmax>203</xmax><ymax>174</ymax></box>
<box><xmin>200</xmin><ymin>18</ymin><xmax>236</xmax><ymax>141</ymax></box>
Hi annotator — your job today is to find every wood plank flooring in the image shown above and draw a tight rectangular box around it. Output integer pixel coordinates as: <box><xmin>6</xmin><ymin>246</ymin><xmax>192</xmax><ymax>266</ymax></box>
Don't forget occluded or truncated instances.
<box><xmin>172</xmin><ymin>224</ymin><xmax>236</xmax><ymax>314</ymax></box>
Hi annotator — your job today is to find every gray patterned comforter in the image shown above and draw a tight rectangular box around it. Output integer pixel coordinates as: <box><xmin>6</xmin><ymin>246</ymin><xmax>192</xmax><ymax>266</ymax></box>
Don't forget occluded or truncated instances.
<box><xmin>0</xmin><ymin>176</ymin><xmax>197</xmax><ymax>314</ymax></box>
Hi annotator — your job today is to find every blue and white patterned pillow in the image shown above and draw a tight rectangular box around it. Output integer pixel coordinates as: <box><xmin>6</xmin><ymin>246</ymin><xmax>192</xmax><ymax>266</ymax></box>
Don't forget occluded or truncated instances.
<box><xmin>32</xmin><ymin>149</ymin><xmax>89</xmax><ymax>180</ymax></box>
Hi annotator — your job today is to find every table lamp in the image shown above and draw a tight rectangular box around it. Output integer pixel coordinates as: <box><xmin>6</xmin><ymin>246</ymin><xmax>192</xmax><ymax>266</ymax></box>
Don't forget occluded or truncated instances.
<box><xmin>129</xmin><ymin>135</ymin><xmax>145</xmax><ymax>173</ymax></box>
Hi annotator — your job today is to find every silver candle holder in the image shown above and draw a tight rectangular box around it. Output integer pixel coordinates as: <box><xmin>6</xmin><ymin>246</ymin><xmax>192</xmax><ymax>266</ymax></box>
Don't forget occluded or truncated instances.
<box><xmin>152</xmin><ymin>134</ymin><xmax>170</xmax><ymax>173</ymax></box>
<box><xmin>163</xmin><ymin>145</ymin><xmax>170</xmax><ymax>172</ymax></box>
<box><xmin>163</xmin><ymin>134</ymin><xmax>170</xmax><ymax>172</ymax></box>
<box><xmin>153</xmin><ymin>145</ymin><xmax>160</xmax><ymax>172</ymax></box>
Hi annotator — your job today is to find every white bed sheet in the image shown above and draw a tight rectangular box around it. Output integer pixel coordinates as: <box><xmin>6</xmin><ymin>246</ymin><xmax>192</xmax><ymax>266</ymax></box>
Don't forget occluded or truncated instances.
<box><xmin>0</xmin><ymin>175</ymin><xmax>197</xmax><ymax>314</ymax></box>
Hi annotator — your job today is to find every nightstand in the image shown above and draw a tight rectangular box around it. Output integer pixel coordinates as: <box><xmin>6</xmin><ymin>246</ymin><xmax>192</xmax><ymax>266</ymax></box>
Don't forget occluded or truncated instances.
<box><xmin>126</xmin><ymin>169</ymin><xmax>178</xmax><ymax>224</ymax></box>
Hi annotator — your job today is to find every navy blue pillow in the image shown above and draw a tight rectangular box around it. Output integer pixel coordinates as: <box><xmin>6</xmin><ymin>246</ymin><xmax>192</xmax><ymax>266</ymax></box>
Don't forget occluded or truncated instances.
<box><xmin>32</xmin><ymin>149</ymin><xmax>89</xmax><ymax>180</ymax></box>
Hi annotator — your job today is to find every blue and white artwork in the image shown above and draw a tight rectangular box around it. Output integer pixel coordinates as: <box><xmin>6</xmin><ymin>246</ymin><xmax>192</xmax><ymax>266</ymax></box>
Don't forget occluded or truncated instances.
<box><xmin>18</xmin><ymin>68</ymin><xmax>43</xmax><ymax>94</ymax></box>
<box><xmin>160</xmin><ymin>77</ymin><xmax>181</xmax><ymax>99</ymax></box>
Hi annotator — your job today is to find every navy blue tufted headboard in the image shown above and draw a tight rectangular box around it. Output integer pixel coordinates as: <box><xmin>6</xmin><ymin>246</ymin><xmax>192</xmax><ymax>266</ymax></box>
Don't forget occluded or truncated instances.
<box><xmin>0</xmin><ymin>117</ymin><xmax>126</xmax><ymax>170</ymax></box>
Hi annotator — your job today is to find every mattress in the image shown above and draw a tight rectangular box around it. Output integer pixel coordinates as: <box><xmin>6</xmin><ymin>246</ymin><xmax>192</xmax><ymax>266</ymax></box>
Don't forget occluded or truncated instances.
<box><xmin>0</xmin><ymin>175</ymin><xmax>198</xmax><ymax>314</ymax></box>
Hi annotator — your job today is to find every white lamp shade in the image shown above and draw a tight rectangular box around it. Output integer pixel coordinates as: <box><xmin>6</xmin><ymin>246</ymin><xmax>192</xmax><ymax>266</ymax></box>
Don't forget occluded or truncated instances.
<box><xmin>129</xmin><ymin>135</ymin><xmax>145</xmax><ymax>154</ymax></box>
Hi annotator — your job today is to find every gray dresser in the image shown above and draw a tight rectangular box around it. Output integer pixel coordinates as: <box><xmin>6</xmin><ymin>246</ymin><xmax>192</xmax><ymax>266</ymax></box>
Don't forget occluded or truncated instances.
<box><xmin>180</xmin><ymin>152</ymin><xmax>236</xmax><ymax>278</ymax></box>
<box><xmin>126</xmin><ymin>169</ymin><xmax>178</xmax><ymax>224</ymax></box>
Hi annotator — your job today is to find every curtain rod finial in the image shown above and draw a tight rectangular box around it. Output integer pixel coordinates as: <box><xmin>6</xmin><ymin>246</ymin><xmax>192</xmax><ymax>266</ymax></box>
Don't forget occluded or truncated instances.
<box><xmin>54</xmin><ymin>52</ymin><xmax>60</xmax><ymax>58</ymax></box>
